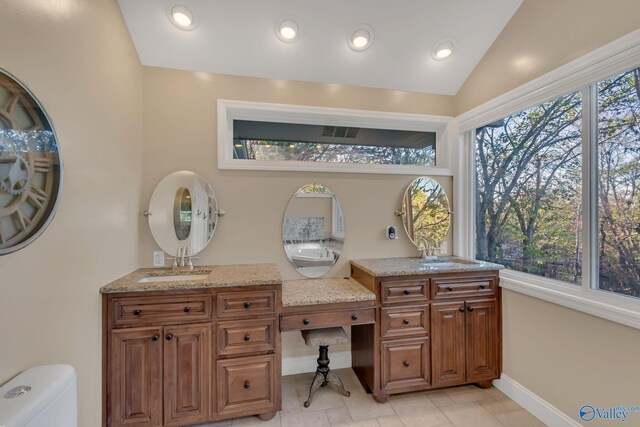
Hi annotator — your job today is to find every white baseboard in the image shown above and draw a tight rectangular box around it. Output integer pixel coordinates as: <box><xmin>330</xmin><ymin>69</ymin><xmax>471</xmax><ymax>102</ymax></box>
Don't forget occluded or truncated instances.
<box><xmin>493</xmin><ymin>374</ymin><xmax>580</xmax><ymax>427</ymax></box>
<box><xmin>282</xmin><ymin>351</ymin><xmax>351</xmax><ymax>376</ymax></box>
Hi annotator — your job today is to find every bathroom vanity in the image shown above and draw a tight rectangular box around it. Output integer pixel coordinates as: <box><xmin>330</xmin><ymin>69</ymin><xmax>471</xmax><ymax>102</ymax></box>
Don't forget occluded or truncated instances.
<box><xmin>349</xmin><ymin>257</ymin><xmax>503</xmax><ymax>403</ymax></box>
<box><xmin>100</xmin><ymin>264</ymin><xmax>282</xmax><ymax>427</ymax></box>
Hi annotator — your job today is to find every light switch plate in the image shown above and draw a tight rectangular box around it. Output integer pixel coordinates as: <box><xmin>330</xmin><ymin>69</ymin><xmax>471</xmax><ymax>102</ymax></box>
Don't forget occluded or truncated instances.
<box><xmin>153</xmin><ymin>251</ymin><xmax>165</xmax><ymax>267</ymax></box>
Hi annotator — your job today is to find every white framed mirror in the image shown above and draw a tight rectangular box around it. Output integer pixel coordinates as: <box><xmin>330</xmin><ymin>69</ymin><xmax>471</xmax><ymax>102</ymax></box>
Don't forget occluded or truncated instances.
<box><xmin>283</xmin><ymin>183</ymin><xmax>345</xmax><ymax>278</ymax></box>
<box><xmin>147</xmin><ymin>171</ymin><xmax>219</xmax><ymax>256</ymax></box>
<box><xmin>401</xmin><ymin>177</ymin><xmax>451</xmax><ymax>250</ymax></box>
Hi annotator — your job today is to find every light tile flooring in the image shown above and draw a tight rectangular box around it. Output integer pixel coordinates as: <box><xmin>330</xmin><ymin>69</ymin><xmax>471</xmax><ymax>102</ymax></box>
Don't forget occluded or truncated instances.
<box><xmin>195</xmin><ymin>369</ymin><xmax>546</xmax><ymax>427</ymax></box>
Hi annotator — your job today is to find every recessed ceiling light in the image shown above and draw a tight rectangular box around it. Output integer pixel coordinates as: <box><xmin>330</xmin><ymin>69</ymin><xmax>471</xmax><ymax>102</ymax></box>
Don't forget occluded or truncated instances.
<box><xmin>169</xmin><ymin>5</ymin><xmax>195</xmax><ymax>30</ymax></box>
<box><xmin>348</xmin><ymin>24</ymin><xmax>374</xmax><ymax>52</ymax></box>
<box><xmin>432</xmin><ymin>39</ymin><xmax>455</xmax><ymax>61</ymax></box>
<box><xmin>276</xmin><ymin>19</ymin><xmax>299</xmax><ymax>43</ymax></box>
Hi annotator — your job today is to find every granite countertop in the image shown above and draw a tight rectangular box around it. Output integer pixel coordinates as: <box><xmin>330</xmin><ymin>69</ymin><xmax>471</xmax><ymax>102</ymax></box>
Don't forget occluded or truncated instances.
<box><xmin>282</xmin><ymin>277</ymin><xmax>375</xmax><ymax>307</ymax></box>
<box><xmin>350</xmin><ymin>256</ymin><xmax>504</xmax><ymax>277</ymax></box>
<box><xmin>99</xmin><ymin>264</ymin><xmax>282</xmax><ymax>294</ymax></box>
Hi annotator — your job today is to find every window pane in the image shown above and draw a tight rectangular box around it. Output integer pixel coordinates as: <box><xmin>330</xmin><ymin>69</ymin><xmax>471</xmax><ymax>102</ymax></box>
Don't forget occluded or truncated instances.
<box><xmin>597</xmin><ymin>67</ymin><xmax>640</xmax><ymax>298</ymax></box>
<box><xmin>233</xmin><ymin>120</ymin><xmax>435</xmax><ymax>166</ymax></box>
<box><xmin>475</xmin><ymin>92</ymin><xmax>583</xmax><ymax>283</ymax></box>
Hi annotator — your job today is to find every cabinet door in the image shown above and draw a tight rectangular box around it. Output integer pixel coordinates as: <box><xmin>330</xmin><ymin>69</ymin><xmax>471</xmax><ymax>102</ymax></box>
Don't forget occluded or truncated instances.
<box><xmin>431</xmin><ymin>301</ymin><xmax>466</xmax><ymax>387</ymax></box>
<box><xmin>163</xmin><ymin>323</ymin><xmax>211</xmax><ymax>426</ymax></box>
<box><xmin>381</xmin><ymin>337</ymin><xmax>430</xmax><ymax>392</ymax></box>
<box><xmin>465</xmin><ymin>299</ymin><xmax>499</xmax><ymax>382</ymax></box>
<box><xmin>110</xmin><ymin>327</ymin><xmax>162</xmax><ymax>427</ymax></box>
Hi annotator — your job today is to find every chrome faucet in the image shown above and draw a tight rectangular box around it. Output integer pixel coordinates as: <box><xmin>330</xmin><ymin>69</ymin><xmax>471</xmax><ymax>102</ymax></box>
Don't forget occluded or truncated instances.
<box><xmin>417</xmin><ymin>238</ymin><xmax>434</xmax><ymax>259</ymax></box>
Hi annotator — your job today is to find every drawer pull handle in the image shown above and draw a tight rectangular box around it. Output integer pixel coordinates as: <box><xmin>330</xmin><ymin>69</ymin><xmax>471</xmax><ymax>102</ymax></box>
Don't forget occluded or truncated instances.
<box><xmin>458</xmin><ymin>307</ymin><xmax>465</xmax><ymax>312</ymax></box>
<box><xmin>165</xmin><ymin>334</ymin><xmax>173</xmax><ymax>341</ymax></box>
<box><xmin>303</xmin><ymin>319</ymin><xmax>310</xmax><ymax>325</ymax></box>
<box><xmin>243</xmin><ymin>381</ymin><xmax>251</xmax><ymax>390</ymax></box>
<box><xmin>403</xmin><ymin>319</ymin><xmax>410</xmax><ymax>325</ymax></box>
<box><xmin>403</xmin><ymin>289</ymin><xmax>410</xmax><ymax>295</ymax></box>
<box><xmin>151</xmin><ymin>334</ymin><xmax>159</xmax><ymax>341</ymax></box>
<box><xmin>468</xmin><ymin>307</ymin><xmax>474</xmax><ymax>312</ymax></box>
<box><xmin>243</xmin><ymin>302</ymin><xmax>251</xmax><ymax>309</ymax></box>
<box><xmin>132</xmin><ymin>309</ymin><xmax>141</xmax><ymax>316</ymax></box>
<box><xmin>479</xmin><ymin>284</ymin><xmax>486</xmax><ymax>289</ymax></box>
<box><xmin>403</xmin><ymin>360</ymin><xmax>410</xmax><ymax>367</ymax></box>
<box><xmin>183</xmin><ymin>306</ymin><xmax>191</xmax><ymax>313</ymax></box>
<box><xmin>244</xmin><ymin>335</ymin><xmax>251</xmax><ymax>342</ymax></box>
<box><xmin>447</xmin><ymin>286</ymin><xmax>453</xmax><ymax>291</ymax></box>
<box><xmin>351</xmin><ymin>314</ymin><xmax>358</xmax><ymax>321</ymax></box>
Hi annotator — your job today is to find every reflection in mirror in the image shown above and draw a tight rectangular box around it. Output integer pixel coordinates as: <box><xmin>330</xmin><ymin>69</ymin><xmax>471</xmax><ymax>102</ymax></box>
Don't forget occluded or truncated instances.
<box><xmin>148</xmin><ymin>171</ymin><xmax>218</xmax><ymax>257</ymax></box>
<box><xmin>402</xmin><ymin>177</ymin><xmax>451</xmax><ymax>251</ymax></box>
<box><xmin>283</xmin><ymin>183</ymin><xmax>345</xmax><ymax>278</ymax></box>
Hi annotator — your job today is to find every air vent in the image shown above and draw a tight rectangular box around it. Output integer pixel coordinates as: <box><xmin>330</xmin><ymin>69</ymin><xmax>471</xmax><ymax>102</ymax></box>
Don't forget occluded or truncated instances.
<box><xmin>322</xmin><ymin>126</ymin><xmax>359</xmax><ymax>138</ymax></box>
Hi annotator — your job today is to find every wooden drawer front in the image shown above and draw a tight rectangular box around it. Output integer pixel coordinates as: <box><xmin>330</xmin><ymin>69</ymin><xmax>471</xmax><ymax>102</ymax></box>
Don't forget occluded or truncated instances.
<box><xmin>218</xmin><ymin>318</ymin><xmax>276</xmax><ymax>356</ymax></box>
<box><xmin>217</xmin><ymin>290</ymin><xmax>276</xmax><ymax>318</ymax></box>
<box><xmin>381</xmin><ymin>337</ymin><xmax>430</xmax><ymax>391</ymax></box>
<box><xmin>280</xmin><ymin>308</ymin><xmax>375</xmax><ymax>331</ymax></box>
<box><xmin>431</xmin><ymin>275</ymin><xmax>497</xmax><ymax>299</ymax></box>
<box><xmin>112</xmin><ymin>294</ymin><xmax>212</xmax><ymax>327</ymax></box>
<box><xmin>381</xmin><ymin>280</ymin><xmax>429</xmax><ymax>305</ymax></box>
<box><xmin>217</xmin><ymin>355</ymin><xmax>276</xmax><ymax>417</ymax></box>
<box><xmin>381</xmin><ymin>306</ymin><xmax>429</xmax><ymax>339</ymax></box>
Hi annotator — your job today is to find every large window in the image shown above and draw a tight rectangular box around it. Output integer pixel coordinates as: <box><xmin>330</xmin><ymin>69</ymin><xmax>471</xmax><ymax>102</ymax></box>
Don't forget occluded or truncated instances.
<box><xmin>475</xmin><ymin>66</ymin><xmax>640</xmax><ymax>300</ymax></box>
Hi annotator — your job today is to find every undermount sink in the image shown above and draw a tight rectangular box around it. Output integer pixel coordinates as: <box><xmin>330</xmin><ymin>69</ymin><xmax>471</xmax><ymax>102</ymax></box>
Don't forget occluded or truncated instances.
<box><xmin>413</xmin><ymin>258</ymin><xmax>480</xmax><ymax>269</ymax></box>
<box><xmin>136</xmin><ymin>273</ymin><xmax>210</xmax><ymax>283</ymax></box>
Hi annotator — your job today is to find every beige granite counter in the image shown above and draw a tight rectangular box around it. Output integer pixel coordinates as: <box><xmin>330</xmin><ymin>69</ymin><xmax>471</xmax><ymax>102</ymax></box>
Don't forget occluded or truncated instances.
<box><xmin>282</xmin><ymin>278</ymin><xmax>375</xmax><ymax>307</ymax></box>
<box><xmin>350</xmin><ymin>256</ymin><xmax>504</xmax><ymax>277</ymax></box>
<box><xmin>99</xmin><ymin>264</ymin><xmax>282</xmax><ymax>294</ymax></box>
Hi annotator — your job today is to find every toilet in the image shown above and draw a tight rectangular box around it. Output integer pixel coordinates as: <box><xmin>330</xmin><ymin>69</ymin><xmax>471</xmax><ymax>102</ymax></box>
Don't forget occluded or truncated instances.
<box><xmin>0</xmin><ymin>365</ymin><xmax>77</xmax><ymax>427</ymax></box>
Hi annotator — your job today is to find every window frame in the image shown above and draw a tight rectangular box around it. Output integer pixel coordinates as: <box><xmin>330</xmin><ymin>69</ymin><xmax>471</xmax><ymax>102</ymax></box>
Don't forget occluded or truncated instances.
<box><xmin>455</xmin><ymin>29</ymin><xmax>640</xmax><ymax>330</ymax></box>
<box><xmin>217</xmin><ymin>99</ymin><xmax>454</xmax><ymax>175</ymax></box>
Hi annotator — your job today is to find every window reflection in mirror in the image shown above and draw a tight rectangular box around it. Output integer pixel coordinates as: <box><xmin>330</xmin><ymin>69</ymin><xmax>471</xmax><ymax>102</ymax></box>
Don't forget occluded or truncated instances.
<box><xmin>173</xmin><ymin>187</ymin><xmax>192</xmax><ymax>241</ymax></box>
<box><xmin>402</xmin><ymin>177</ymin><xmax>451</xmax><ymax>250</ymax></box>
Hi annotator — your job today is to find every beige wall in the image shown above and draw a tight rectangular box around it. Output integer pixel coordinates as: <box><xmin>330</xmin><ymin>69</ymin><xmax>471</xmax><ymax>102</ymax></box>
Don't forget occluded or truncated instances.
<box><xmin>454</xmin><ymin>0</ymin><xmax>640</xmax><ymax>115</ymax></box>
<box><xmin>0</xmin><ymin>1</ymin><xmax>142</xmax><ymax>426</ymax></box>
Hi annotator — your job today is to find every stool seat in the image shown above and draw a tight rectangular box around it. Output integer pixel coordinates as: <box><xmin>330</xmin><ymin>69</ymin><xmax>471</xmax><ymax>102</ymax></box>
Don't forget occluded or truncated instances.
<box><xmin>301</xmin><ymin>327</ymin><xmax>349</xmax><ymax>347</ymax></box>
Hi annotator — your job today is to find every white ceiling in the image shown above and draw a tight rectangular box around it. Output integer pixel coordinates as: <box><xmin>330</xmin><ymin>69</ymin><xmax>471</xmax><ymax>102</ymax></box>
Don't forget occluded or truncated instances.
<box><xmin>118</xmin><ymin>0</ymin><xmax>522</xmax><ymax>95</ymax></box>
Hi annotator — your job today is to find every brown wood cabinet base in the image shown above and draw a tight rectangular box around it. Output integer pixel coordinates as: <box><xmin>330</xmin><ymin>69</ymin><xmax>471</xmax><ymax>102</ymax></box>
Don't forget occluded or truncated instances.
<box><xmin>476</xmin><ymin>381</ymin><xmax>493</xmax><ymax>389</ymax></box>
<box><xmin>258</xmin><ymin>411</ymin><xmax>277</xmax><ymax>421</ymax></box>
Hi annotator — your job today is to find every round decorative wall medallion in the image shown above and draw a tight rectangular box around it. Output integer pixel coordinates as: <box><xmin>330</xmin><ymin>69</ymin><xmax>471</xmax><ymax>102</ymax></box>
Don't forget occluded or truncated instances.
<box><xmin>0</xmin><ymin>68</ymin><xmax>62</xmax><ymax>255</ymax></box>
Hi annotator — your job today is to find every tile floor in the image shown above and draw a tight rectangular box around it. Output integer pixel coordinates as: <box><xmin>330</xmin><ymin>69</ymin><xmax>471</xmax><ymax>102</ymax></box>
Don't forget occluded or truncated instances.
<box><xmin>195</xmin><ymin>369</ymin><xmax>546</xmax><ymax>427</ymax></box>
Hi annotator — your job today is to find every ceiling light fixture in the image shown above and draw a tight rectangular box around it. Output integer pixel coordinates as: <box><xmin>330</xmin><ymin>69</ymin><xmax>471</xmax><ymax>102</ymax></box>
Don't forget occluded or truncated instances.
<box><xmin>276</xmin><ymin>19</ymin><xmax>299</xmax><ymax>43</ymax></box>
<box><xmin>432</xmin><ymin>39</ymin><xmax>455</xmax><ymax>61</ymax></box>
<box><xmin>348</xmin><ymin>24</ymin><xmax>374</xmax><ymax>52</ymax></box>
<box><xmin>169</xmin><ymin>5</ymin><xmax>195</xmax><ymax>30</ymax></box>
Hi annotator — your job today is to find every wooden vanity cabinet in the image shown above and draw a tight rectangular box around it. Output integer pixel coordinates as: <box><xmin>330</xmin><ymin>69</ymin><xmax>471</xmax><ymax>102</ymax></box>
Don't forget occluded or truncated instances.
<box><xmin>351</xmin><ymin>267</ymin><xmax>500</xmax><ymax>402</ymax></box>
<box><xmin>103</xmin><ymin>285</ymin><xmax>281</xmax><ymax>427</ymax></box>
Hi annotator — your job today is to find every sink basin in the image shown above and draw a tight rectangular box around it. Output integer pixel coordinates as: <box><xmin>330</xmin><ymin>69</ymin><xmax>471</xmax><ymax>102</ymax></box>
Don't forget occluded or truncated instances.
<box><xmin>137</xmin><ymin>274</ymin><xmax>210</xmax><ymax>283</ymax></box>
<box><xmin>420</xmin><ymin>262</ymin><xmax>459</xmax><ymax>268</ymax></box>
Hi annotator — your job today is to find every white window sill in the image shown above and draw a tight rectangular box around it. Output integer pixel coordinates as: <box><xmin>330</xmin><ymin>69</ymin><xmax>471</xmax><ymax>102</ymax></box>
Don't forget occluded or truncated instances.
<box><xmin>499</xmin><ymin>269</ymin><xmax>640</xmax><ymax>330</ymax></box>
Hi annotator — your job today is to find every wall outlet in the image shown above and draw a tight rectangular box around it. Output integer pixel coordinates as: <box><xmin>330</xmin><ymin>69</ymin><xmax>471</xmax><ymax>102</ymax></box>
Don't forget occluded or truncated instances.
<box><xmin>153</xmin><ymin>251</ymin><xmax>165</xmax><ymax>267</ymax></box>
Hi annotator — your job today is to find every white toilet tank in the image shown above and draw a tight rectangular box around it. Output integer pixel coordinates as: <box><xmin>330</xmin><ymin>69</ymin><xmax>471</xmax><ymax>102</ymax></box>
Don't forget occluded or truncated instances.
<box><xmin>0</xmin><ymin>365</ymin><xmax>77</xmax><ymax>427</ymax></box>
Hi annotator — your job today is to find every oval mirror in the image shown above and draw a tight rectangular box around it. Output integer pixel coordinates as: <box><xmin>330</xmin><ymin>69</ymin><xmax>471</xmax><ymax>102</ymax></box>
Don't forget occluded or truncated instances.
<box><xmin>402</xmin><ymin>177</ymin><xmax>451</xmax><ymax>251</ymax></box>
<box><xmin>283</xmin><ymin>183</ymin><xmax>345</xmax><ymax>278</ymax></box>
<box><xmin>148</xmin><ymin>171</ymin><xmax>218</xmax><ymax>256</ymax></box>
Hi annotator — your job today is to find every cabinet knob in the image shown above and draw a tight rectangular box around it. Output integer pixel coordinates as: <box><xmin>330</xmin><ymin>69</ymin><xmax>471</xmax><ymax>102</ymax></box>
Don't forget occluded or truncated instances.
<box><xmin>479</xmin><ymin>284</ymin><xmax>486</xmax><ymax>289</ymax></box>
<box><xmin>403</xmin><ymin>360</ymin><xmax>410</xmax><ymax>367</ymax></box>
<box><xmin>403</xmin><ymin>289</ymin><xmax>410</xmax><ymax>295</ymax></box>
<box><xmin>165</xmin><ymin>334</ymin><xmax>173</xmax><ymax>341</ymax></box>
<box><xmin>183</xmin><ymin>306</ymin><xmax>191</xmax><ymax>313</ymax></box>
<box><xmin>244</xmin><ymin>335</ymin><xmax>251</xmax><ymax>342</ymax></box>
<box><xmin>351</xmin><ymin>314</ymin><xmax>358</xmax><ymax>321</ymax></box>
<box><xmin>243</xmin><ymin>302</ymin><xmax>251</xmax><ymax>309</ymax></box>
<box><xmin>458</xmin><ymin>307</ymin><xmax>465</xmax><ymax>312</ymax></box>
<box><xmin>151</xmin><ymin>334</ymin><xmax>159</xmax><ymax>341</ymax></box>
<box><xmin>403</xmin><ymin>319</ymin><xmax>410</xmax><ymax>325</ymax></box>
<box><xmin>468</xmin><ymin>307</ymin><xmax>474</xmax><ymax>312</ymax></box>
<box><xmin>132</xmin><ymin>309</ymin><xmax>141</xmax><ymax>316</ymax></box>
<box><xmin>243</xmin><ymin>381</ymin><xmax>251</xmax><ymax>390</ymax></box>
<box><xmin>447</xmin><ymin>286</ymin><xmax>453</xmax><ymax>291</ymax></box>
<box><xmin>303</xmin><ymin>319</ymin><xmax>310</xmax><ymax>325</ymax></box>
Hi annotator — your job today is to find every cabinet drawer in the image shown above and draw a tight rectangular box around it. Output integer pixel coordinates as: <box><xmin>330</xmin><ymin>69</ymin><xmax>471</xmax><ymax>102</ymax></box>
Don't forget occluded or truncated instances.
<box><xmin>380</xmin><ymin>279</ymin><xmax>429</xmax><ymax>305</ymax></box>
<box><xmin>217</xmin><ymin>355</ymin><xmax>276</xmax><ymax>417</ymax></box>
<box><xmin>431</xmin><ymin>276</ymin><xmax>497</xmax><ymax>299</ymax></box>
<box><xmin>218</xmin><ymin>318</ymin><xmax>276</xmax><ymax>357</ymax></box>
<box><xmin>112</xmin><ymin>294</ymin><xmax>212</xmax><ymax>327</ymax></box>
<box><xmin>381</xmin><ymin>305</ymin><xmax>429</xmax><ymax>339</ymax></box>
<box><xmin>280</xmin><ymin>308</ymin><xmax>375</xmax><ymax>331</ymax></box>
<box><xmin>381</xmin><ymin>337</ymin><xmax>430</xmax><ymax>392</ymax></box>
<box><xmin>217</xmin><ymin>290</ymin><xmax>276</xmax><ymax>318</ymax></box>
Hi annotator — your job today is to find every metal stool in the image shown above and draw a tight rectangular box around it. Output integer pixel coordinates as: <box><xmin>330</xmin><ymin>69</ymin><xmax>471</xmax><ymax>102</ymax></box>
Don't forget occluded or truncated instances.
<box><xmin>301</xmin><ymin>327</ymin><xmax>351</xmax><ymax>407</ymax></box>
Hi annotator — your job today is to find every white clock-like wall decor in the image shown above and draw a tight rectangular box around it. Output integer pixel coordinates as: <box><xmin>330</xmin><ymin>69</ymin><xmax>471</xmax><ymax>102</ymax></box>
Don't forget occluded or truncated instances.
<box><xmin>0</xmin><ymin>69</ymin><xmax>62</xmax><ymax>255</ymax></box>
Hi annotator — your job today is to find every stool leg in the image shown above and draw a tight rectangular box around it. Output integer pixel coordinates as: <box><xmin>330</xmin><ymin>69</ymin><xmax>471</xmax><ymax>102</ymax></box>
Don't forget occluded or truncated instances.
<box><xmin>317</xmin><ymin>345</ymin><xmax>330</xmax><ymax>386</ymax></box>
<box><xmin>304</xmin><ymin>371</ymin><xmax>324</xmax><ymax>408</ymax></box>
<box><xmin>328</xmin><ymin>371</ymin><xmax>351</xmax><ymax>397</ymax></box>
